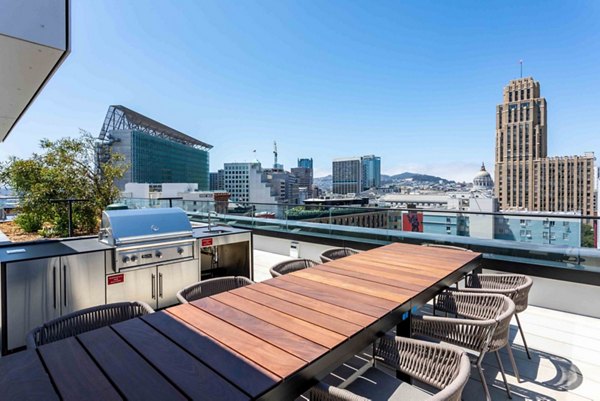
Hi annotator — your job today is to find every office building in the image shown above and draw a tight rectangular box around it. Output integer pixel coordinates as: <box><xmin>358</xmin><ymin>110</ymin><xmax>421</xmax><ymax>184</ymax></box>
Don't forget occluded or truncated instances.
<box><xmin>298</xmin><ymin>158</ymin><xmax>313</xmax><ymax>169</ymax></box>
<box><xmin>495</xmin><ymin>78</ymin><xmax>595</xmax><ymax>216</ymax></box>
<box><xmin>291</xmin><ymin>167</ymin><xmax>313</xmax><ymax>198</ymax></box>
<box><xmin>98</xmin><ymin>105</ymin><xmax>212</xmax><ymax>190</ymax></box>
<box><xmin>332</xmin><ymin>155</ymin><xmax>382</xmax><ymax>194</ymax></box>
<box><xmin>209</xmin><ymin>170</ymin><xmax>224</xmax><ymax>191</ymax></box>
<box><xmin>263</xmin><ymin>168</ymin><xmax>300</xmax><ymax>205</ymax></box>
<box><xmin>224</xmin><ymin>162</ymin><xmax>275</xmax><ymax>204</ymax></box>
<box><xmin>361</xmin><ymin>155</ymin><xmax>381</xmax><ymax>190</ymax></box>
<box><xmin>332</xmin><ymin>157</ymin><xmax>362</xmax><ymax>195</ymax></box>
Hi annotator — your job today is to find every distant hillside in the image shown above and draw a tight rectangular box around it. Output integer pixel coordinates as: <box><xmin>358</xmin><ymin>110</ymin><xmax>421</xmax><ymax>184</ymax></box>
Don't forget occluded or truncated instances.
<box><xmin>313</xmin><ymin>175</ymin><xmax>332</xmax><ymax>190</ymax></box>
<box><xmin>313</xmin><ymin>172</ymin><xmax>454</xmax><ymax>190</ymax></box>
<box><xmin>385</xmin><ymin>172</ymin><xmax>455</xmax><ymax>184</ymax></box>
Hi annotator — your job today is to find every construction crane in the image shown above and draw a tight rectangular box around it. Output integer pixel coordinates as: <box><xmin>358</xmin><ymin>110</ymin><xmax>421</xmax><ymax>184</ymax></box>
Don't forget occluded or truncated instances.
<box><xmin>273</xmin><ymin>140</ymin><xmax>278</xmax><ymax>168</ymax></box>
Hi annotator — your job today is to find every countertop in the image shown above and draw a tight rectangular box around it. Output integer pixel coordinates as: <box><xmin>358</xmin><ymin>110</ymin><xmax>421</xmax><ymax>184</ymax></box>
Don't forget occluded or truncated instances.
<box><xmin>0</xmin><ymin>237</ymin><xmax>114</xmax><ymax>263</ymax></box>
<box><xmin>0</xmin><ymin>226</ymin><xmax>251</xmax><ymax>263</ymax></box>
<box><xmin>192</xmin><ymin>225</ymin><xmax>251</xmax><ymax>238</ymax></box>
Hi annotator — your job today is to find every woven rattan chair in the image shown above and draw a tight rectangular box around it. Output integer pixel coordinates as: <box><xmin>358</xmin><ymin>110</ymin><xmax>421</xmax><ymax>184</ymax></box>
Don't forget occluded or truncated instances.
<box><xmin>413</xmin><ymin>292</ymin><xmax>518</xmax><ymax>401</ymax></box>
<box><xmin>461</xmin><ymin>273</ymin><xmax>534</xmax><ymax>359</ymax></box>
<box><xmin>26</xmin><ymin>301</ymin><xmax>154</xmax><ymax>349</ymax></box>
<box><xmin>320</xmin><ymin>247</ymin><xmax>360</xmax><ymax>263</ymax></box>
<box><xmin>176</xmin><ymin>276</ymin><xmax>253</xmax><ymax>304</ymax></box>
<box><xmin>269</xmin><ymin>258</ymin><xmax>318</xmax><ymax>278</ymax></box>
<box><xmin>309</xmin><ymin>335</ymin><xmax>470</xmax><ymax>401</ymax></box>
<box><xmin>421</xmin><ymin>243</ymin><xmax>473</xmax><ymax>252</ymax></box>
<box><xmin>423</xmin><ymin>243</ymin><xmax>472</xmax><ymax>313</ymax></box>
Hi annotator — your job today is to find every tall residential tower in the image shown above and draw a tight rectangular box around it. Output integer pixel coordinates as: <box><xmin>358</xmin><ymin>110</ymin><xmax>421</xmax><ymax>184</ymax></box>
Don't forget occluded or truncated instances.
<box><xmin>495</xmin><ymin>78</ymin><xmax>595</xmax><ymax>216</ymax></box>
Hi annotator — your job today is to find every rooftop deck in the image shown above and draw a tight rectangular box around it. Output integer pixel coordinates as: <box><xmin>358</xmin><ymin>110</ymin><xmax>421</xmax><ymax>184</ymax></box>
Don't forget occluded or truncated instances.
<box><xmin>254</xmin><ymin>249</ymin><xmax>600</xmax><ymax>401</ymax></box>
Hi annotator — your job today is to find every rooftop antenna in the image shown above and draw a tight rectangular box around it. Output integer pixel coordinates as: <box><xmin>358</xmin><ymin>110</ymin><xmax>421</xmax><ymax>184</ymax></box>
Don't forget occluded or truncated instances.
<box><xmin>273</xmin><ymin>140</ymin><xmax>278</xmax><ymax>168</ymax></box>
<box><xmin>520</xmin><ymin>59</ymin><xmax>523</xmax><ymax>78</ymax></box>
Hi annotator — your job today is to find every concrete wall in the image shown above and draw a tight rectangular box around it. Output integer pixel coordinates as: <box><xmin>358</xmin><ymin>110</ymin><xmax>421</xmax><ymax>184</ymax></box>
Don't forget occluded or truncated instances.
<box><xmin>253</xmin><ymin>235</ymin><xmax>333</xmax><ymax>263</ymax></box>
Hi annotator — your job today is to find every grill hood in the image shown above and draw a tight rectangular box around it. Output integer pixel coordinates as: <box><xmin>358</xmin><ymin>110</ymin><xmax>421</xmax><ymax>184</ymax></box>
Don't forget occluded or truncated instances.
<box><xmin>100</xmin><ymin>208</ymin><xmax>193</xmax><ymax>246</ymax></box>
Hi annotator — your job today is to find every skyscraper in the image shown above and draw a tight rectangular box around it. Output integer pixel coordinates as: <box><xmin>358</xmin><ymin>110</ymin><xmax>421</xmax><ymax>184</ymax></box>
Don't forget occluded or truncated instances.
<box><xmin>332</xmin><ymin>157</ymin><xmax>362</xmax><ymax>194</ymax></box>
<box><xmin>298</xmin><ymin>158</ymin><xmax>313</xmax><ymax>169</ymax></box>
<box><xmin>495</xmin><ymin>77</ymin><xmax>595</xmax><ymax>216</ymax></box>
<box><xmin>291</xmin><ymin>167</ymin><xmax>313</xmax><ymax>197</ymax></box>
<box><xmin>209</xmin><ymin>169</ymin><xmax>224</xmax><ymax>191</ymax></box>
<box><xmin>361</xmin><ymin>155</ymin><xmax>381</xmax><ymax>190</ymax></box>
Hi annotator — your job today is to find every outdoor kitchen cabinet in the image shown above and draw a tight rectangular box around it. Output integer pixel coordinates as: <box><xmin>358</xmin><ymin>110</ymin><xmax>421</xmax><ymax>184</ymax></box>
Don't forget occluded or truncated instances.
<box><xmin>106</xmin><ymin>259</ymin><xmax>199</xmax><ymax>310</ymax></box>
<box><xmin>3</xmin><ymin>251</ymin><xmax>107</xmax><ymax>354</ymax></box>
<box><xmin>157</xmin><ymin>260</ymin><xmax>198</xmax><ymax>308</ymax></box>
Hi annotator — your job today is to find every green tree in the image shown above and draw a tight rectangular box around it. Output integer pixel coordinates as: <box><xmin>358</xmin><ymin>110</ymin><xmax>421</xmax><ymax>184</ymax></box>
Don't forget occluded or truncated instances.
<box><xmin>0</xmin><ymin>130</ymin><xmax>127</xmax><ymax>237</ymax></box>
<box><xmin>581</xmin><ymin>223</ymin><xmax>595</xmax><ymax>248</ymax></box>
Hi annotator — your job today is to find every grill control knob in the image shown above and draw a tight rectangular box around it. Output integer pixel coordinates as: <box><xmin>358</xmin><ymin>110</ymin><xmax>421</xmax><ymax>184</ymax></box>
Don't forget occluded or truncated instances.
<box><xmin>177</xmin><ymin>247</ymin><xmax>184</xmax><ymax>255</ymax></box>
<box><xmin>155</xmin><ymin>250</ymin><xmax>163</xmax><ymax>258</ymax></box>
<box><xmin>130</xmin><ymin>255</ymin><xmax>138</xmax><ymax>262</ymax></box>
<box><xmin>122</xmin><ymin>256</ymin><xmax>130</xmax><ymax>263</ymax></box>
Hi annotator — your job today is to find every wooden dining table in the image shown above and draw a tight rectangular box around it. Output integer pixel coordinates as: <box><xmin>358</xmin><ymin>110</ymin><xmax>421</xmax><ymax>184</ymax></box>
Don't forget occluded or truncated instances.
<box><xmin>0</xmin><ymin>243</ymin><xmax>481</xmax><ymax>401</ymax></box>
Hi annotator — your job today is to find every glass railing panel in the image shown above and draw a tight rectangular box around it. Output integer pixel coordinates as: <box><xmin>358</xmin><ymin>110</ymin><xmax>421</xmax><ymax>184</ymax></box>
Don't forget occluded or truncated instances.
<box><xmin>118</xmin><ymin>197</ymin><xmax>600</xmax><ymax>272</ymax></box>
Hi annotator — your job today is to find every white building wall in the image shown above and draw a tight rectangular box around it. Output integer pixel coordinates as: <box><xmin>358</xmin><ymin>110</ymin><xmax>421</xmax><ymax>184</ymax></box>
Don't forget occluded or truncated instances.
<box><xmin>123</xmin><ymin>183</ymin><xmax>150</xmax><ymax>199</ymax></box>
<box><xmin>161</xmin><ymin>183</ymin><xmax>197</xmax><ymax>197</ymax></box>
<box><xmin>467</xmin><ymin>197</ymin><xmax>496</xmax><ymax>239</ymax></box>
<box><xmin>122</xmin><ymin>183</ymin><xmax>197</xmax><ymax>199</ymax></box>
<box><xmin>248</xmin><ymin>166</ymin><xmax>277</xmax><ymax>204</ymax></box>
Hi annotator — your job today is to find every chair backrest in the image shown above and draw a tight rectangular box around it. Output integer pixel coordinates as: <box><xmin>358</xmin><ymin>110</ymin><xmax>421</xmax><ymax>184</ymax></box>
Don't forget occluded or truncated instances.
<box><xmin>432</xmin><ymin>291</ymin><xmax>515</xmax><ymax>353</ymax></box>
<box><xmin>27</xmin><ymin>301</ymin><xmax>154</xmax><ymax>349</ymax></box>
<box><xmin>422</xmin><ymin>243</ymin><xmax>472</xmax><ymax>252</ymax></box>
<box><xmin>320</xmin><ymin>248</ymin><xmax>360</xmax><ymax>263</ymax></box>
<box><xmin>487</xmin><ymin>295</ymin><xmax>516</xmax><ymax>352</ymax></box>
<box><xmin>467</xmin><ymin>273</ymin><xmax>532</xmax><ymax>313</ymax></box>
<box><xmin>375</xmin><ymin>335</ymin><xmax>470</xmax><ymax>401</ymax></box>
<box><xmin>269</xmin><ymin>258</ymin><xmax>318</xmax><ymax>278</ymax></box>
<box><xmin>176</xmin><ymin>276</ymin><xmax>253</xmax><ymax>303</ymax></box>
<box><xmin>435</xmin><ymin>291</ymin><xmax>505</xmax><ymax>320</ymax></box>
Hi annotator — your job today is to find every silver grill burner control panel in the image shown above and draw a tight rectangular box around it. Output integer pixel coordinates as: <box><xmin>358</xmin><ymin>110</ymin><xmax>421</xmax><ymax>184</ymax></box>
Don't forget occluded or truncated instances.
<box><xmin>115</xmin><ymin>241</ymin><xmax>194</xmax><ymax>271</ymax></box>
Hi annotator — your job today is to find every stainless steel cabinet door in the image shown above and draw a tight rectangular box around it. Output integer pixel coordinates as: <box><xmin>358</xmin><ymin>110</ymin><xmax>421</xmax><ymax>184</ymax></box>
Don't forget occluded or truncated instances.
<box><xmin>106</xmin><ymin>267</ymin><xmax>156</xmax><ymax>308</ymax></box>
<box><xmin>61</xmin><ymin>252</ymin><xmax>107</xmax><ymax>315</ymax></box>
<box><xmin>157</xmin><ymin>260</ymin><xmax>199</xmax><ymax>309</ymax></box>
<box><xmin>5</xmin><ymin>258</ymin><xmax>61</xmax><ymax>351</ymax></box>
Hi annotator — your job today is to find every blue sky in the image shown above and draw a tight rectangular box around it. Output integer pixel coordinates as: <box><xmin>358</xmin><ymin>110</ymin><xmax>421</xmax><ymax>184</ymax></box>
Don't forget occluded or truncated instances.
<box><xmin>2</xmin><ymin>0</ymin><xmax>600</xmax><ymax>181</ymax></box>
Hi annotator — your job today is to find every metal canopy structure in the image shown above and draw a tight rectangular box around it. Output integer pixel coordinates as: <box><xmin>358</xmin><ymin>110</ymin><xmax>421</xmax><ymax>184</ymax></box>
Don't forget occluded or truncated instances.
<box><xmin>99</xmin><ymin>105</ymin><xmax>212</xmax><ymax>150</ymax></box>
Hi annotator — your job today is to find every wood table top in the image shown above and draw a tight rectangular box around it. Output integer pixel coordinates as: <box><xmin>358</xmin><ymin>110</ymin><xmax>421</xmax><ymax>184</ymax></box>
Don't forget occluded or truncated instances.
<box><xmin>0</xmin><ymin>242</ymin><xmax>481</xmax><ymax>401</ymax></box>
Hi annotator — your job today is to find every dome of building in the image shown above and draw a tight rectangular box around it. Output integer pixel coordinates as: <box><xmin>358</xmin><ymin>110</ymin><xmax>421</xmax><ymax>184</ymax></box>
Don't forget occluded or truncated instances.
<box><xmin>473</xmin><ymin>162</ymin><xmax>494</xmax><ymax>190</ymax></box>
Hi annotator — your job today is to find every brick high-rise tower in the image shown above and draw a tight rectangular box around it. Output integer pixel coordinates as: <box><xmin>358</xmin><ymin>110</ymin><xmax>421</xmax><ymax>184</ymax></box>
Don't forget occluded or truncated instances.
<box><xmin>495</xmin><ymin>77</ymin><xmax>595</xmax><ymax>216</ymax></box>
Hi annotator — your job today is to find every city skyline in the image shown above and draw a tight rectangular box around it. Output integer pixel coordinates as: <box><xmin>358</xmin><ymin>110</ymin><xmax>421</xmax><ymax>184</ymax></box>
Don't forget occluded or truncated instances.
<box><xmin>1</xmin><ymin>1</ymin><xmax>599</xmax><ymax>182</ymax></box>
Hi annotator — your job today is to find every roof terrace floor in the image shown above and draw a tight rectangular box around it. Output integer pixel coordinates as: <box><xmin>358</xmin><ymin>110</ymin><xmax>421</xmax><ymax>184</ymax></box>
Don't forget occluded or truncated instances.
<box><xmin>253</xmin><ymin>250</ymin><xmax>600</xmax><ymax>401</ymax></box>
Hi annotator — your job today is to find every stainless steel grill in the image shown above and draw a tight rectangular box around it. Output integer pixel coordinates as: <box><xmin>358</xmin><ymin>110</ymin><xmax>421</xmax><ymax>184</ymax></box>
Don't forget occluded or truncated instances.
<box><xmin>100</xmin><ymin>208</ymin><xmax>195</xmax><ymax>271</ymax></box>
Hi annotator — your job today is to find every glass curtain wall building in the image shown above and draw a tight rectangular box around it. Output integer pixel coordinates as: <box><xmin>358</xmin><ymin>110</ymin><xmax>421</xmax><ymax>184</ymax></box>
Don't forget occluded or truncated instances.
<box><xmin>98</xmin><ymin>105</ymin><xmax>212</xmax><ymax>190</ymax></box>
<box><xmin>361</xmin><ymin>155</ymin><xmax>381</xmax><ymax>190</ymax></box>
